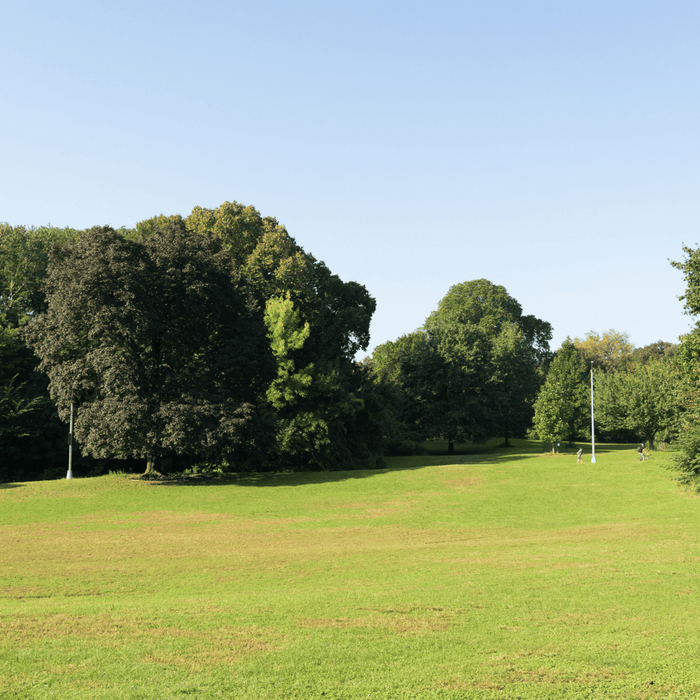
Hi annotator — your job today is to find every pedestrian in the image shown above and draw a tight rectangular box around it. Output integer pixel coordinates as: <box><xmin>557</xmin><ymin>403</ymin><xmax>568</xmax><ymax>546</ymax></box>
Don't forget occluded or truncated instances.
<box><xmin>637</xmin><ymin>443</ymin><xmax>645</xmax><ymax>461</ymax></box>
<box><xmin>576</xmin><ymin>448</ymin><xmax>583</xmax><ymax>464</ymax></box>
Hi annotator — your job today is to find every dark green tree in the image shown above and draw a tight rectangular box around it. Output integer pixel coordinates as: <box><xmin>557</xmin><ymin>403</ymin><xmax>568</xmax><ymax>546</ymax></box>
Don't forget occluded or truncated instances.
<box><xmin>370</xmin><ymin>332</ymin><xmax>426</xmax><ymax>384</ymax></box>
<box><xmin>182</xmin><ymin>200</ymin><xmax>377</xmax><ymax>469</ymax></box>
<box><xmin>418</xmin><ymin>279</ymin><xmax>552</xmax><ymax>448</ymax></box>
<box><xmin>629</xmin><ymin>341</ymin><xmax>678</xmax><ymax>366</ymax></box>
<box><xmin>667</xmin><ymin>246</ymin><xmax>700</xmax><ymax>484</ymax></box>
<box><xmin>400</xmin><ymin>326</ymin><xmax>492</xmax><ymax>453</ymax></box>
<box><xmin>0</xmin><ymin>225</ymin><xmax>83</xmax><ymax>481</ymax></box>
<box><xmin>23</xmin><ymin>221</ymin><xmax>275</xmax><ymax>475</ymax></box>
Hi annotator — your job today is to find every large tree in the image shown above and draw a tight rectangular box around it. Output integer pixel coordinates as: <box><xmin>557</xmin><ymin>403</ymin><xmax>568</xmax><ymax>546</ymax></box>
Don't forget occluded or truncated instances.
<box><xmin>23</xmin><ymin>220</ymin><xmax>275</xmax><ymax>475</ymax></box>
<box><xmin>419</xmin><ymin>279</ymin><xmax>552</xmax><ymax>448</ymax></box>
<box><xmin>533</xmin><ymin>338</ymin><xmax>589</xmax><ymax>448</ymax></box>
<box><xmin>6</xmin><ymin>199</ymin><xmax>378</xmax><ymax>478</ymax></box>
<box><xmin>181</xmin><ymin>200</ymin><xmax>377</xmax><ymax>469</ymax></box>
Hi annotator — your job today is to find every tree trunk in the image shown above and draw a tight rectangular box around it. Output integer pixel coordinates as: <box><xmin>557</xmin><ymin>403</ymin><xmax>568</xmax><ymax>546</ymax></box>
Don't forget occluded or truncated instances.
<box><xmin>646</xmin><ymin>434</ymin><xmax>655</xmax><ymax>450</ymax></box>
<box><xmin>143</xmin><ymin>455</ymin><xmax>163</xmax><ymax>477</ymax></box>
<box><xmin>502</xmin><ymin>424</ymin><xmax>511</xmax><ymax>447</ymax></box>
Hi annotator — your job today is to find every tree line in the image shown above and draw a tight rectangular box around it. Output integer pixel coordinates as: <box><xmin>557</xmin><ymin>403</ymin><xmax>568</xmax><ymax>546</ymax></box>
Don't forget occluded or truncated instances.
<box><xmin>1</xmin><ymin>203</ymin><xmax>699</xmax><ymax>483</ymax></box>
<box><xmin>1</xmin><ymin>202</ymin><xmax>384</xmax><ymax>480</ymax></box>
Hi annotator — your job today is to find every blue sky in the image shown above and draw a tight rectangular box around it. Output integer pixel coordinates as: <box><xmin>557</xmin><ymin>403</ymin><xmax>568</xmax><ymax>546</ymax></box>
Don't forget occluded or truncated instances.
<box><xmin>2</xmin><ymin>0</ymin><xmax>699</xmax><ymax>355</ymax></box>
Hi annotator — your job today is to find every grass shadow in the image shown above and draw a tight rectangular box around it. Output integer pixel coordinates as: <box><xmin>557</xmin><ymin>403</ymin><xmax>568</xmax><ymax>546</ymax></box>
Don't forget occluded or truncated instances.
<box><xmin>124</xmin><ymin>440</ymin><xmax>666</xmax><ymax>489</ymax></box>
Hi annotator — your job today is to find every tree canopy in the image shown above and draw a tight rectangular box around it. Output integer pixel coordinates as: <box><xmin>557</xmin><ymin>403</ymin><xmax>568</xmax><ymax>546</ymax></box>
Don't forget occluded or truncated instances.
<box><xmin>594</xmin><ymin>356</ymin><xmax>680</xmax><ymax>449</ymax></box>
<box><xmin>573</xmin><ymin>329</ymin><xmax>635</xmax><ymax>371</ymax></box>
<box><xmin>376</xmin><ymin>280</ymin><xmax>552</xmax><ymax>452</ymax></box>
<box><xmin>533</xmin><ymin>338</ymin><xmax>589</xmax><ymax>448</ymax></box>
<box><xmin>24</xmin><ymin>220</ymin><xmax>275</xmax><ymax>474</ymax></box>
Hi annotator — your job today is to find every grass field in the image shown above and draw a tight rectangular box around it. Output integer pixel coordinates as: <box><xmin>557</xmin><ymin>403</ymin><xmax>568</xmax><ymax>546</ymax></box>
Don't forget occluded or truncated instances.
<box><xmin>2</xmin><ymin>441</ymin><xmax>700</xmax><ymax>699</ymax></box>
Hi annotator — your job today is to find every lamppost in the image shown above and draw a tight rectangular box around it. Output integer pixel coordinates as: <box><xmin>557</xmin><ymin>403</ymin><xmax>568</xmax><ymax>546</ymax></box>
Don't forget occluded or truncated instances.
<box><xmin>66</xmin><ymin>401</ymin><xmax>74</xmax><ymax>479</ymax></box>
<box><xmin>590</xmin><ymin>362</ymin><xmax>596</xmax><ymax>464</ymax></box>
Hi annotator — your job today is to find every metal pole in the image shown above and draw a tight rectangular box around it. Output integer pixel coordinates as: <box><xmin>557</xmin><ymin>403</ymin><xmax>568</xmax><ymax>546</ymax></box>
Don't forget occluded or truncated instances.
<box><xmin>590</xmin><ymin>364</ymin><xmax>596</xmax><ymax>464</ymax></box>
<box><xmin>67</xmin><ymin>402</ymin><xmax>74</xmax><ymax>479</ymax></box>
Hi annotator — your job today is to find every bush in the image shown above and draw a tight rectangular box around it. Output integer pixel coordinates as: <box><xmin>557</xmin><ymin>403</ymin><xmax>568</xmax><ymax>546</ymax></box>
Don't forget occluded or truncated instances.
<box><xmin>669</xmin><ymin>423</ymin><xmax>700</xmax><ymax>488</ymax></box>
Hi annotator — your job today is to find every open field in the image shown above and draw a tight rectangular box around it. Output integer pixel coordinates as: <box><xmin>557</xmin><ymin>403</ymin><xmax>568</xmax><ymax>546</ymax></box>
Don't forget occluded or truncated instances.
<box><xmin>2</xmin><ymin>441</ymin><xmax>700</xmax><ymax>699</ymax></box>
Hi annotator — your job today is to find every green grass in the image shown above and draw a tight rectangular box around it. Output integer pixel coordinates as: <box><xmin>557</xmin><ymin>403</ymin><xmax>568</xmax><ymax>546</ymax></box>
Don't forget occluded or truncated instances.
<box><xmin>2</xmin><ymin>441</ymin><xmax>700</xmax><ymax>699</ymax></box>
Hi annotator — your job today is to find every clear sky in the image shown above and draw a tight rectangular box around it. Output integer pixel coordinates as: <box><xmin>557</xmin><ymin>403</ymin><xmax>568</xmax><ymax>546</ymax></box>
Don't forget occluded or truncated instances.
<box><xmin>2</xmin><ymin>0</ymin><xmax>698</xmax><ymax>355</ymax></box>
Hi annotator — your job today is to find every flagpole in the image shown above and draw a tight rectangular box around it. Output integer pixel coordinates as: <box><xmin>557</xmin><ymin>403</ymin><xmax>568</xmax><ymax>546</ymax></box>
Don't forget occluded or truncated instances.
<box><xmin>590</xmin><ymin>363</ymin><xmax>596</xmax><ymax>464</ymax></box>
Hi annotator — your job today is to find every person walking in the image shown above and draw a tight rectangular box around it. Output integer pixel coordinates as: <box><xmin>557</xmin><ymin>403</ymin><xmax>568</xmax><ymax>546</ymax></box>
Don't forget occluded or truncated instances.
<box><xmin>637</xmin><ymin>443</ymin><xmax>646</xmax><ymax>461</ymax></box>
<box><xmin>576</xmin><ymin>448</ymin><xmax>583</xmax><ymax>464</ymax></box>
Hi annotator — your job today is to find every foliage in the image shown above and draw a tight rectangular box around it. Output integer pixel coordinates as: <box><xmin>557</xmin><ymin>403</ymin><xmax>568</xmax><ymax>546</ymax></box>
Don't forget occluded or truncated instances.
<box><xmin>2</xmin><ymin>200</ymin><xmax>380</xmax><ymax>479</ymax></box>
<box><xmin>0</xmin><ymin>374</ymin><xmax>39</xmax><ymax>472</ymax></box>
<box><xmin>23</xmin><ymin>221</ymin><xmax>275</xmax><ymax>474</ymax></box>
<box><xmin>669</xmin><ymin>246</ymin><xmax>700</xmax><ymax>479</ymax></box>
<box><xmin>573</xmin><ymin>329</ymin><xmax>635</xmax><ymax>371</ymax></box>
<box><xmin>264</xmin><ymin>293</ymin><xmax>314</xmax><ymax>411</ymax></box>
<box><xmin>533</xmin><ymin>338</ymin><xmax>589</xmax><ymax>446</ymax></box>
<box><xmin>667</xmin><ymin>422</ymin><xmax>700</xmax><ymax>486</ymax></box>
<box><xmin>182</xmin><ymin>200</ymin><xmax>378</xmax><ymax>469</ymax></box>
<box><xmin>399</xmin><ymin>328</ymin><xmax>492</xmax><ymax>450</ymax></box>
<box><xmin>0</xmin><ymin>317</ymin><xmax>69</xmax><ymax>482</ymax></box>
<box><xmin>594</xmin><ymin>356</ymin><xmax>681</xmax><ymax>448</ymax></box>
<box><xmin>0</xmin><ymin>224</ymin><xmax>79</xmax><ymax>328</ymax></box>
<box><xmin>0</xmin><ymin>225</ymin><xmax>116</xmax><ymax>480</ymax></box>
<box><xmin>405</xmin><ymin>279</ymin><xmax>552</xmax><ymax>449</ymax></box>
<box><xmin>369</xmin><ymin>331</ymin><xmax>425</xmax><ymax>384</ymax></box>
<box><xmin>629</xmin><ymin>340</ymin><xmax>677</xmax><ymax>365</ymax></box>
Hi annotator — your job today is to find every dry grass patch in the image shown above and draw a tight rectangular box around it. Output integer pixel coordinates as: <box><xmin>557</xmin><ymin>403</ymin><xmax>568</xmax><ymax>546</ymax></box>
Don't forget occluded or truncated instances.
<box><xmin>439</xmin><ymin>666</ymin><xmax>625</xmax><ymax>692</ymax></box>
<box><xmin>444</xmin><ymin>476</ymin><xmax>483</xmax><ymax>489</ymax></box>
<box><xmin>1</xmin><ymin>612</ymin><xmax>282</xmax><ymax>670</ymax></box>
<box><xmin>298</xmin><ymin>613</ymin><xmax>454</xmax><ymax>636</ymax></box>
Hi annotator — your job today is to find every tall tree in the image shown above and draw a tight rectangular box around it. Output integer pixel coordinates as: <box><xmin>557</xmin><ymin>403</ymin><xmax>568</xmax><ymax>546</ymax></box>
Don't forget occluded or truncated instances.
<box><xmin>419</xmin><ymin>279</ymin><xmax>552</xmax><ymax>448</ymax></box>
<box><xmin>533</xmin><ymin>339</ymin><xmax>589</xmax><ymax>448</ymax></box>
<box><xmin>369</xmin><ymin>332</ymin><xmax>426</xmax><ymax>384</ymax></box>
<box><xmin>182</xmin><ymin>200</ymin><xmax>377</xmax><ymax>469</ymax></box>
<box><xmin>667</xmin><ymin>247</ymin><xmax>700</xmax><ymax>483</ymax></box>
<box><xmin>23</xmin><ymin>221</ymin><xmax>275</xmax><ymax>475</ymax></box>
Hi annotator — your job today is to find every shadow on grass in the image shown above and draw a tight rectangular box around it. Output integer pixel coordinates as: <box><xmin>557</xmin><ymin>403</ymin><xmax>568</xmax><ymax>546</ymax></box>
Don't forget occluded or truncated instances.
<box><xmin>0</xmin><ymin>483</ymin><xmax>23</xmax><ymax>489</ymax></box>
<box><xmin>132</xmin><ymin>440</ymin><xmax>540</xmax><ymax>488</ymax></box>
<box><xmin>130</xmin><ymin>440</ymin><xmax>663</xmax><ymax>489</ymax></box>
<box><xmin>131</xmin><ymin>467</ymin><xmax>428</xmax><ymax>489</ymax></box>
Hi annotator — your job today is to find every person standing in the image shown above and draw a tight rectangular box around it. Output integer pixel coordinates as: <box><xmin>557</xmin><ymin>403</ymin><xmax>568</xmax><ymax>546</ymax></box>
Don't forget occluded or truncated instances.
<box><xmin>576</xmin><ymin>448</ymin><xmax>583</xmax><ymax>464</ymax></box>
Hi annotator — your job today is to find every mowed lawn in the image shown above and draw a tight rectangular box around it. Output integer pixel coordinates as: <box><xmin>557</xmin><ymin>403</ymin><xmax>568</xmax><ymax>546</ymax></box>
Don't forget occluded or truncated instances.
<box><xmin>2</xmin><ymin>442</ymin><xmax>700</xmax><ymax>699</ymax></box>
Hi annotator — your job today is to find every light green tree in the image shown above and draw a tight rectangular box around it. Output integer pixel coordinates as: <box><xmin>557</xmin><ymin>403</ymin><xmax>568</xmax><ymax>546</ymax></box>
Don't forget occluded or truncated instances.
<box><xmin>573</xmin><ymin>329</ymin><xmax>635</xmax><ymax>371</ymax></box>
<box><xmin>595</xmin><ymin>356</ymin><xmax>680</xmax><ymax>449</ymax></box>
<box><xmin>533</xmin><ymin>339</ymin><xmax>589</xmax><ymax>449</ymax></box>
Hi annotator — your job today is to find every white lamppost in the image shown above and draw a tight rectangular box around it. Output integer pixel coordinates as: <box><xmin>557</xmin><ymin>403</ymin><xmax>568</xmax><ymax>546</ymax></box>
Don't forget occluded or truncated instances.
<box><xmin>66</xmin><ymin>402</ymin><xmax>74</xmax><ymax>479</ymax></box>
<box><xmin>590</xmin><ymin>363</ymin><xmax>596</xmax><ymax>464</ymax></box>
